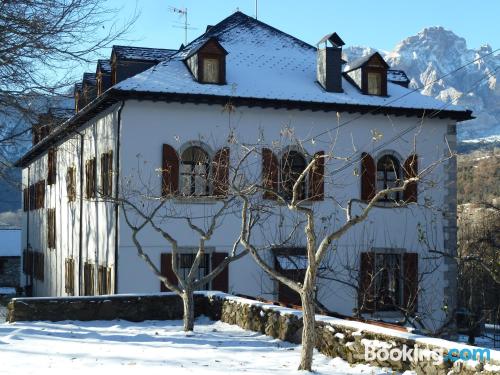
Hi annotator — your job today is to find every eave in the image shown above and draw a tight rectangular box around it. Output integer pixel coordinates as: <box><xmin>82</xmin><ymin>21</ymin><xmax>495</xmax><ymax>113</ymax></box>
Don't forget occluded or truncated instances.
<box><xmin>14</xmin><ymin>88</ymin><xmax>474</xmax><ymax>168</ymax></box>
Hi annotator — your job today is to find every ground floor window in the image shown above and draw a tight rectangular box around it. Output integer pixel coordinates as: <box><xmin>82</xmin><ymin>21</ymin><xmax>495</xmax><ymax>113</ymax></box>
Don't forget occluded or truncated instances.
<box><xmin>65</xmin><ymin>258</ymin><xmax>75</xmax><ymax>296</ymax></box>
<box><xmin>273</xmin><ymin>247</ymin><xmax>308</xmax><ymax>306</ymax></box>
<box><xmin>359</xmin><ymin>251</ymin><xmax>418</xmax><ymax>313</ymax></box>
<box><xmin>84</xmin><ymin>262</ymin><xmax>94</xmax><ymax>296</ymax></box>
<box><xmin>98</xmin><ymin>265</ymin><xmax>113</xmax><ymax>295</ymax></box>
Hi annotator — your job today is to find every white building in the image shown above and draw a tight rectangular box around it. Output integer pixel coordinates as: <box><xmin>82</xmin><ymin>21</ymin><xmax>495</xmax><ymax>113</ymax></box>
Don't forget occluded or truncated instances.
<box><xmin>15</xmin><ymin>12</ymin><xmax>471</xmax><ymax>331</ymax></box>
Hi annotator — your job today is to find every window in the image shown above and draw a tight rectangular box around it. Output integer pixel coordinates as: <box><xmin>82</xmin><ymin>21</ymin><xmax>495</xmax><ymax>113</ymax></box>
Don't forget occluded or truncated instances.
<box><xmin>47</xmin><ymin>208</ymin><xmax>56</xmax><ymax>249</ymax></box>
<box><xmin>98</xmin><ymin>265</ymin><xmax>112</xmax><ymax>295</ymax></box>
<box><xmin>179</xmin><ymin>253</ymin><xmax>209</xmax><ymax>288</ymax></box>
<box><xmin>84</xmin><ymin>262</ymin><xmax>94</xmax><ymax>296</ymax></box>
<box><xmin>367</xmin><ymin>72</ymin><xmax>382</xmax><ymax>95</ymax></box>
<box><xmin>29</xmin><ymin>184</ymin><xmax>36</xmax><ymax>210</ymax></box>
<box><xmin>23</xmin><ymin>249</ymin><xmax>34</xmax><ymax>276</ymax></box>
<box><xmin>374</xmin><ymin>253</ymin><xmax>402</xmax><ymax>310</ymax></box>
<box><xmin>281</xmin><ymin>151</ymin><xmax>307</xmax><ymax>200</ymax></box>
<box><xmin>85</xmin><ymin>157</ymin><xmax>97</xmax><ymax>199</ymax></box>
<box><xmin>65</xmin><ymin>258</ymin><xmax>75</xmax><ymax>295</ymax></box>
<box><xmin>181</xmin><ymin>146</ymin><xmax>210</xmax><ymax>196</ymax></box>
<box><xmin>23</xmin><ymin>188</ymin><xmax>29</xmax><ymax>212</ymax></box>
<box><xmin>202</xmin><ymin>58</ymin><xmax>220</xmax><ymax>83</ymax></box>
<box><xmin>376</xmin><ymin>155</ymin><xmax>401</xmax><ymax>201</ymax></box>
<box><xmin>47</xmin><ymin>148</ymin><xmax>57</xmax><ymax>185</ymax></box>
<box><xmin>66</xmin><ymin>167</ymin><xmax>76</xmax><ymax>202</ymax></box>
<box><xmin>34</xmin><ymin>252</ymin><xmax>44</xmax><ymax>281</ymax></box>
<box><xmin>100</xmin><ymin>151</ymin><xmax>113</xmax><ymax>197</ymax></box>
<box><xmin>35</xmin><ymin>180</ymin><xmax>45</xmax><ymax>209</ymax></box>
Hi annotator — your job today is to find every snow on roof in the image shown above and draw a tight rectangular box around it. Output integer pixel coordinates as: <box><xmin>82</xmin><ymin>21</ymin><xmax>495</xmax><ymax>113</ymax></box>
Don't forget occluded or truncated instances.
<box><xmin>115</xmin><ymin>12</ymin><xmax>465</xmax><ymax>113</ymax></box>
<box><xmin>82</xmin><ymin>73</ymin><xmax>96</xmax><ymax>86</ymax></box>
<box><xmin>0</xmin><ymin>229</ymin><xmax>21</xmax><ymax>257</ymax></box>
<box><xmin>112</xmin><ymin>45</ymin><xmax>177</xmax><ymax>61</ymax></box>
<box><xmin>97</xmin><ymin>59</ymin><xmax>111</xmax><ymax>74</ymax></box>
<box><xmin>387</xmin><ymin>69</ymin><xmax>410</xmax><ymax>83</ymax></box>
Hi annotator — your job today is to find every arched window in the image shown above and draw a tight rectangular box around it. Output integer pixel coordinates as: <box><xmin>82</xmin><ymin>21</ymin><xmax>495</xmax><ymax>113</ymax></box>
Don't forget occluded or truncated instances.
<box><xmin>180</xmin><ymin>146</ymin><xmax>210</xmax><ymax>196</ymax></box>
<box><xmin>376</xmin><ymin>154</ymin><xmax>401</xmax><ymax>201</ymax></box>
<box><xmin>281</xmin><ymin>151</ymin><xmax>307</xmax><ymax>200</ymax></box>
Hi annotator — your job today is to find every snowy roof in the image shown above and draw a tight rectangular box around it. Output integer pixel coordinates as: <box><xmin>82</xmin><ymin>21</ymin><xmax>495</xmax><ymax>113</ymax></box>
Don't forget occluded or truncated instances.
<box><xmin>0</xmin><ymin>229</ymin><xmax>21</xmax><ymax>257</ymax></box>
<box><xmin>82</xmin><ymin>73</ymin><xmax>96</xmax><ymax>86</ymax></box>
<box><xmin>387</xmin><ymin>69</ymin><xmax>410</xmax><ymax>83</ymax></box>
<box><xmin>112</xmin><ymin>45</ymin><xmax>177</xmax><ymax>62</ymax></box>
<box><xmin>115</xmin><ymin>12</ymin><xmax>466</xmax><ymax>114</ymax></box>
<box><xmin>344</xmin><ymin>52</ymin><xmax>389</xmax><ymax>72</ymax></box>
<box><xmin>97</xmin><ymin>59</ymin><xmax>111</xmax><ymax>74</ymax></box>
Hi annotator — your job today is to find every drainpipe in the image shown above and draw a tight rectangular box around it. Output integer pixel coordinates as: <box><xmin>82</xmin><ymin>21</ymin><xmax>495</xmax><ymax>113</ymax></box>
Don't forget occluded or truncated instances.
<box><xmin>26</xmin><ymin>167</ymin><xmax>31</xmax><ymax>294</ymax></box>
<box><xmin>114</xmin><ymin>101</ymin><xmax>125</xmax><ymax>294</ymax></box>
<box><xmin>78</xmin><ymin>131</ymin><xmax>84</xmax><ymax>295</ymax></box>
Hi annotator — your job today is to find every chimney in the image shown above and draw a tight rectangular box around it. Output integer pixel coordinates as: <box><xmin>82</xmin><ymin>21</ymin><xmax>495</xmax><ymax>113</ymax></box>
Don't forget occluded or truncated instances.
<box><xmin>317</xmin><ymin>32</ymin><xmax>345</xmax><ymax>93</ymax></box>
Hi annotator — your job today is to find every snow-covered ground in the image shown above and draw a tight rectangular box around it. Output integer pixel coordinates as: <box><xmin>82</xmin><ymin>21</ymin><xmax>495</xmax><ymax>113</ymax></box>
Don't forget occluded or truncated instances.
<box><xmin>0</xmin><ymin>316</ymin><xmax>414</xmax><ymax>375</ymax></box>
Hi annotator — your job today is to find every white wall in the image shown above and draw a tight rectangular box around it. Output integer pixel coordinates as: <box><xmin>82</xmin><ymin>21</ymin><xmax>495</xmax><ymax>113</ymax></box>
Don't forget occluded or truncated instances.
<box><xmin>117</xmin><ymin>100</ymin><xmax>455</xmax><ymax>330</ymax></box>
<box><xmin>21</xmin><ymin>105</ymin><xmax>120</xmax><ymax>296</ymax></box>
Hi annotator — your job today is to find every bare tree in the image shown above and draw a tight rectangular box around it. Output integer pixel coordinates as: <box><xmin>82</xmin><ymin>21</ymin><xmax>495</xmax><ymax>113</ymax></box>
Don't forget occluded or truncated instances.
<box><xmin>0</xmin><ymin>0</ymin><xmax>137</xmax><ymax>193</ymax></box>
<box><xmin>106</xmin><ymin>149</ymin><xmax>248</xmax><ymax>332</ymax></box>
<box><xmin>234</xmin><ymin>141</ymin><xmax>446</xmax><ymax>371</ymax></box>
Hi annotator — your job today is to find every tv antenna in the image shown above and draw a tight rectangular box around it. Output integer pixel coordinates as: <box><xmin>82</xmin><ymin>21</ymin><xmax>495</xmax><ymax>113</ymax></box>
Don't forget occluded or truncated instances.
<box><xmin>169</xmin><ymin>6</ymin><xmax>196</xmax><ymax>45</ymax></box>
<box><xmin>255</xmin><ymin>0</ymin><xmax>258</xmax><ymax>19</ymax></box>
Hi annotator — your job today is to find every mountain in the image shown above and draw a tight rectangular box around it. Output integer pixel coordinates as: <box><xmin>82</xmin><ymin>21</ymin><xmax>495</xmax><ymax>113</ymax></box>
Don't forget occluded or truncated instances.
<box><xmin>344</xmin><ymin>27</ymin><xmax>500</xmax><ymax>142</ymax></box>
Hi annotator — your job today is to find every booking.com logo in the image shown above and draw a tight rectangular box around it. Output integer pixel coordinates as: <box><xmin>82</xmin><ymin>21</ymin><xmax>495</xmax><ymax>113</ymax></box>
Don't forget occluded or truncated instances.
<box><xmin>365</xmin><ymin>343</ymin><xmax>491</xmax><ymax>364</ymax></box>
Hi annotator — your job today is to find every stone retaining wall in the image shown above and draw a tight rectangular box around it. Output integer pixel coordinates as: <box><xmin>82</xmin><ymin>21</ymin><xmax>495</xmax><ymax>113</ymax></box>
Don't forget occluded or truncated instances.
<box><xmin>7</xmin><ymin>292</ymin><xmax>499</xmax><ymax>375</ymax></box>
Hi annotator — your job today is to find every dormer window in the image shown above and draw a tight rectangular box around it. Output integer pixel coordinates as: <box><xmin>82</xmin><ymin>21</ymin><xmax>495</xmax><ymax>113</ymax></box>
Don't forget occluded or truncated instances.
<box><xmin>203</xmin><ymin>57</ymin><xmax>220</xmax><ymax>83</ymax></box>
<box><xmin>367</xmin><ymin>71</ymin><xmax>382</xmax><ymax>95</ymax></box>
<box><xmin>344</xmin><ymin>52</ymin><xmax>389</xmax><ymax>96</ymax></box>
<box><xmin>184</xmin><ymin>37</ymin><xmax>227</xmax><ymax>85</ymax></box>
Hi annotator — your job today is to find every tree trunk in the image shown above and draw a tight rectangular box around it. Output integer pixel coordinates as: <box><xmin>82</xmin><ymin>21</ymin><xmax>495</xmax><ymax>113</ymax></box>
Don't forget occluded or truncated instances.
<box><xmin>182</xmin><ymin>288</ymin><xmax>195</xmax><ymax>332</ymax></box>
<box><xmin>298</xmin><ymin>285</ymin><xmax>316</xmax><ymax>371</ymax></box>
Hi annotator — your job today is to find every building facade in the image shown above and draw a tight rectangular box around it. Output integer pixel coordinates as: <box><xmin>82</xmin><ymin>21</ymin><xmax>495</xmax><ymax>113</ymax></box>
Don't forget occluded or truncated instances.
<box><xmin>15</xmin><ymin>12</ymin><xmax>471</xmax><ymax>332</ymax></box>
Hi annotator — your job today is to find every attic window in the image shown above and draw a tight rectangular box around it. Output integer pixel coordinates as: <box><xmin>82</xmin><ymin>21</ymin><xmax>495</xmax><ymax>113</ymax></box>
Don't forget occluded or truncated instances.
<box><xmin>202</xmin><ymin>58</ymin><xmax>220</xmax><ymax>83</ymax></box>
<box><xmin>367</xmin><ymin>72</ymin><xmax>382</xmax><ymax>95</ymax></box>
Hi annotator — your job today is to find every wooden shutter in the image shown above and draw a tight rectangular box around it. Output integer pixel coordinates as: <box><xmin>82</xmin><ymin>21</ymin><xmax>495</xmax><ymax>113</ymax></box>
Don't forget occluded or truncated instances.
<box><xmin>211</xmin><ymin>252</ymin><xmax>229</xmax><ymax>292</ymax></box>
<box><xmin>29</xmin><ymin>184</ymin><xmax>36</xmax><ymax>210</ymax></box>
<box><xmin>47</xmin><ymin>208</ymin><xmax>56</xmax><ymax>249</ymax></box>
<box><xmin>47</xmin><ymin>148</ymin><xmax>57</xmax><ymax>185</ymax></box>
<box><xmin>212</xmin><ymin>147</ymin><xmax>230</xmax><ymax>196</ymax></box>
<box><xmin>403</xmin><ymin>253</ymin><xmax>418</xmax><ymax>312</ymax></box>
<box><xmin>358</xmin><ymin>252</ymin><xmax>375</xmax><ymax>312</ymax></box>
<box><xmin>308</xmin><ymin>151</ymin><xmax>325</xmax><ymax>201</ymax></box>
<box><xmin>360</xmin><ymin>152</ymin><xmax>376</xmax><ymax>201</ymax></box>
<box><xmin>65</xmin><ymin>258</ymin><xmax>75</xmax><ymax>295</ymax></box>
<box><xmin>84</xmin><ymin>263</ymin><xmax>95</xmax><ymax>296</ymax></box>
<box><xmin>23</xmin><ymin>188</ymin><xmax>29</xmax><ymax>211</ymax></box>
<box><xmin>162</xmin><ymin>144</ymin><xmax>179</xmax><ymax>196</ymax></box>
<box><xmin>106</xmin><ymin>267</ymin><xmax>112</xmax><ymax>294</ymax></box>
<box><xmin>262</xmin><ymin>148</ymin><xmax>279</xmax><ymax>200</ymax></box>
<box><xmin>403</xmin><ymin>154</ymin><xmax>418</xmax><ymax>203</ymax></box>
<box><xmin>160</xmin><ymin>253</ymin><xmax>178</xmax><ymax>291</ymax></box>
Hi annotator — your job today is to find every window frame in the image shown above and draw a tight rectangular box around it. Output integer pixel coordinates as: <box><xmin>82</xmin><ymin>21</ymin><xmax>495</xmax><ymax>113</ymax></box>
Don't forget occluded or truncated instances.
<box><xmin>180</xmin><ymin>145</ymin><xmax>211</xmax><ymax>197</ymax></box>
<box><xmin>66</xmin><ymin>166</ymin><xmax>76</xmax><ymax>202</ymax></box>
<box><xmin>85</xmin><ymin>157</ymin><xmax>97</xmax><ymax>199</ymax></box>
<box><xmin>280</xmin><ymin>150</ymin><xmax>308</xmax><ymax>201</ymax></box>
<box><xmin>47</xmin><ymin>208</ymin><xmax>56</xmax><ymax>250</ymax></box>
<box><xmin>47</xmin><ymin>148</ymin><xmax>57</xmax><ymax>185</ymax></box>
<box><xmin>376</xmin><ymin>154</ymin><xmax>402</xmax><ymax>202</ymax></box>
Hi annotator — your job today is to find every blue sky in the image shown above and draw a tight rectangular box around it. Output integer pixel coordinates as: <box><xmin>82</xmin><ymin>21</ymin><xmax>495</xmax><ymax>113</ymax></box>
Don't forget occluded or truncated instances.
<box><xmin>105</xmin><ymin>0</ymin><xmax>496</xmax><ymax>54</ymax></box>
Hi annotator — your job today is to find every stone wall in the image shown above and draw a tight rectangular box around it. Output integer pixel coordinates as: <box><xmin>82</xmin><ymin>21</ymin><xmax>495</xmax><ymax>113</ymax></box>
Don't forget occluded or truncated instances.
<box><xmin>0</xmin><ymin>256</ymin><xmax>20</xmax><ymax>287</ymax></box>
<box><xmin>7</xmin><ymin>292</ymin><xmax>499</xmax><ymax>375</ymax></box>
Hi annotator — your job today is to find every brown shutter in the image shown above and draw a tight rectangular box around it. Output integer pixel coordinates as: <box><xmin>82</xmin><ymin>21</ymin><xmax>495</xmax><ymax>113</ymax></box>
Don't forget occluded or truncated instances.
<box><xmin>212</xmin><ymin>147</ymin><xmax>230</xmax><ymax>196</ymax></box>
<box><xmin>23</xmin><ymin>188</ymin><xmax>29</xmax><ymax>211</ymax></box>
<box><xmin>403</xmin><ymin>154</ymin><xmax>418</xmax><ymax>203</ymax></box>
<box><xmin>359</xmin><ymin>252</ymin><xmax>375</xmax><ymax>312</ymax></box>
<box><xmin>47</xmin><ymin>148</ymin><xmax>57</xmax><ymax>185</ymax></box>
<box><xmin>262</xmin><ymin>148</ymin><xmax>279</xmax><ymax>200</ymax></box>
<box><xmin>211</xmin><ymin>252</ymin><xmax>229</xmax><ymax>292</ymax></box>
<box><xmin>160</xmin><ymin>253</ymin><xmax>178</xmax><ymax>291</ymax></box>
<box><xmin>308</xmin><ymin>151</ymin><xmax>325</xmax><ymax>201</ymax></box>
<box><xmin>360</xmin><ymin>152</ymin><xmax>376</xmax><ymax>201</ymax></box>
<box><xmin>162</xmin><ymin>144</ymin><xmax>179</xmax><ymax>196</ymax></box>
<box><xmin>403</xmin><ymin>253</ymin><xmax>418</xmax><ymax>312</ymax></box>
